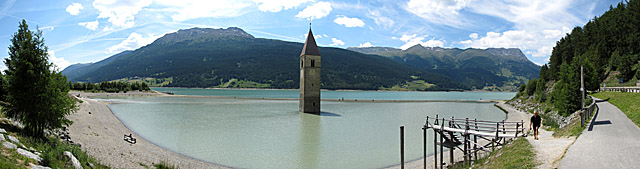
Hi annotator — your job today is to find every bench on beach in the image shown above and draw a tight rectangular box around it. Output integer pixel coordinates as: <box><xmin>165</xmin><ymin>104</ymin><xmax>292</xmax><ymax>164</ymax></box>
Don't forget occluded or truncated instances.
<box><xmin>124</xmin><ymin>134</ymin><xmax>136</xmax><ymax>144</ymax></box>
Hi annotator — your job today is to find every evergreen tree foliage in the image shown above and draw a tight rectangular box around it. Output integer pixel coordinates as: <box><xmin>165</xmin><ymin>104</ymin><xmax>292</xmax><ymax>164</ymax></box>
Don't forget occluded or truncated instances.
<box><xmin>552</xmin><ymin>61</ymin><xmax>581</xmax><ymax>116</ymax></box>
<box><xmin>3</xmin><ymin>20</ymin><xmax>76</xmax><ymax>138</ymax></box>
<box><xmin>535</xmin><ymin>78</ymin><xmax>546</xmax><ymax>102</ymax></box>
<box><xmin>540</xmin><ymin>0</ymin><xmax>640</xmax><ymax>115</ymax></box>
<box><xmin>0</xmin><ymin>73</ymin><xmax>7</xmax><ymax>102</ymax></box>
<box><xmin>70</xmin><ymin>81</ymin><xmax>150</xmax><ymax>92</ymax></box>
<box><xmin>525</xmin><ymin>78</ymin><xmax>537</xmax><ymax>96</ymax></box>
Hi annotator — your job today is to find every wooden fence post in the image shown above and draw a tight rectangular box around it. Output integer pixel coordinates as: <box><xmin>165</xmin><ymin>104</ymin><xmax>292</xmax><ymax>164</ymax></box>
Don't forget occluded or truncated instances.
<box><xmin>400</xmin><ymin>126</ymin><xmax>404</xmax><ymax>169</ymax></box>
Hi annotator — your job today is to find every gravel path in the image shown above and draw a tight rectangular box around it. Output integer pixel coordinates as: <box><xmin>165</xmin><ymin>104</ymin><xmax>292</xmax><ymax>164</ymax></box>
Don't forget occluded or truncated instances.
<box><xmin>67</xmin><ymin>91</ymin><xmax>226</xmax><ymax>169</ymax></box>
<box><xmin>559</xmin><ymin>98</ymin><xmax>640</xmax><ymax>168</ymax></box>
<box><xmin>499</xmin><ymin>101</ymin><xmax>577</xmax><ymax>169</ymax></box>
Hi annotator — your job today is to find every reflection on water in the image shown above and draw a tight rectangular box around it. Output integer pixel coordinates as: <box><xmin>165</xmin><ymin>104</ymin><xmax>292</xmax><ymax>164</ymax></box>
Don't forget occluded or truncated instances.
<box><xmin>100</xmin><ymin>90</ymin><xmax>513</xmax><ymax>169</ymax></box>
<box><xmin>299</xmin><ymin>113</ymin><xmax>320</xmax><ymax>168</ymax></box>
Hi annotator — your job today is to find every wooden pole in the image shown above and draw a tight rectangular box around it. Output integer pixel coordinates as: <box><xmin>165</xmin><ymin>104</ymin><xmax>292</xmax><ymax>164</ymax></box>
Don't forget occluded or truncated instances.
<box><xmin>434</xmin><ymin>115</ymin><xmax>439</xmax><ymax>169</ymax></box>
<box><xmin>581</xmin><ymin>66</ymin><xmax>585</xmax><ymax>127</ymax></box>
<box><xmin>474</xmin><ymin>119</ymin><xmax>478</xmax><ymax>161</ymax></box>
<box><xmin>440</xmin><ymin>118</ymin><xmax>444</xmax><ymax>169</ymax></box>
<box><xmin>400</xmin><ymin>126</ymin><xmax>404</xmax><ymax>169</ymax></box>
<box><xmin>424</xmin><ymin>117</ymin><xmax>428</xmax><ymax>169</ymax></box>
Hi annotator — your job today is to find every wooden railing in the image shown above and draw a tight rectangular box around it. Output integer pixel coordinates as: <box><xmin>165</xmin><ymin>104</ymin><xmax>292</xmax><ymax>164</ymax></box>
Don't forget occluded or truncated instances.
<box><xmin>598</xmin><ymin>87</ymin><xmax>640</xmax><ymax>93</ymax></box>
<box><xmin>581</xmin><ymin>97</ymin><xmax>598</xmax><ymax>128</ymax></box>
<box><xmin>398</xmin><ymin>115</ymin><xmax>525</xmax><ymax>169</ymax></box>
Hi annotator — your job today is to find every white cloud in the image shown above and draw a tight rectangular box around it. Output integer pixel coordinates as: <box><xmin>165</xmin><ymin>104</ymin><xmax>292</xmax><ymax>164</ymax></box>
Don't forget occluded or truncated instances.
<box><xmin>78</xmin><ymin>20</ymin><xmax>99</xmax><ymax>30</ymax></box>
<box><xmin>405</xmin><ymin>0</ymin><xmax>470</xmax><ymax>28</ymax></box>
<box><xmin>358</xmin><ymin>42</ymin><xmax>373</xmax><ymax>47</ymax></box>
<box><xmin>333</xmin><ymin>15</ymin><xmax>365</xmax><ymax>28</ymax></box>
<box><xmin>302</xmin><ymin>33</ymin><xmax>327</xmax><ymax>39</ymax></box>
<box><xmin>459</xmin><ymin>28</ymin><xmax>572</xmax><ymax>59</ymax></box>
<box><xmin>253</xmin><ymin>0</ymin><xmax>312</xmax><ymax>12</ymax></box>
<box><xmin>93</xmin><ymin>0</ymin><xmax>152</xmax><ymax>28</ymax></box>
<box><xmin>295</xmin><ymin>1</ymin><xmax>332</xmax><ymax>20</ymax></box>
<box><xmin>48</xmin><ymin>51</ymin><xmax>71</xmax><ymax>70</ymax></box>
<box><xmin>107</xmin><ymin>32</ymin><xmax>160</xmax><ymax>54</ymax></box>
<box><xmin>395</xmin><ymin>34</ymin><xmax>444</xmax><ymax>49</ymax></box>
<box><xmin>368</xmin><ymin>9</ymin><xmax>395</xmax><ymax>29</ymax></box>
<box><xmin>154</xmin><ymin>0</ymin><xmax>253</xmax><ymax>21</ymax></box>
<box><xmin>460</xmin><ymin>0</ymin><xmax>591</xmax><ymax>61</ymax></box>
<box><xmin>469</xmin><ymin>33</ymin><xmax>478</xmax><ymax>39</ymax></box>
<box><xmin>330</xmin><ymin>38</ymin><xmax>344</xmax><ymax>46</ymax></box>
<box><xmin>66</xmin><ymin>3</ymin><xmax>83</xmax><ymax>15</ymax></box>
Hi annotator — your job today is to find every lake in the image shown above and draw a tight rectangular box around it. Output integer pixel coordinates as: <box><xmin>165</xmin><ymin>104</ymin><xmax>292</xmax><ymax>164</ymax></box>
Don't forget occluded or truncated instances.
<box><xmin>96</xmin><ymin>88</ymin><xmax>515</xmax><ymax>169</ymax></box>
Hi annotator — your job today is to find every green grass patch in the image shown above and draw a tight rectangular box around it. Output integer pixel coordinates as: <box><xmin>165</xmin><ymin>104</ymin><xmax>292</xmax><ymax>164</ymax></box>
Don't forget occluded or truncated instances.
<box><xmin>380</xmin><ymin>80</ymin><xmax>435</xmax><ymax>91</ymax></box>
<box><xmin>592</xmin><ymin>92</ymin><xmax>640</xmax><ymax>128</ymax></box>
<box><xmin>218</xmin><ymin>78</ymin><xmax>271</xmax><ymax>88</ymax></box>
<box><xmin>154</xmin><ymin>161</ymin><xmax>178</xmax><ymax>169</ymax></box>
<box><xmin>470</xmin><ymin>138</ymin><xmax>537</xmax><ymax>169</ymax></box>
<box><xmin>19</xmin><ymin>136</ymin><xmax>109</xmax><ymax>169</ymax></box>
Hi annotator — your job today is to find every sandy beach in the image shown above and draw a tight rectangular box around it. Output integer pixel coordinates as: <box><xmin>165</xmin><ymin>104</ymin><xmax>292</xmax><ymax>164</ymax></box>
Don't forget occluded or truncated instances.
<box><xmin>67</xmin><ymin>91</ymin><xmax>227</xmax><ymax>169</ymax></box>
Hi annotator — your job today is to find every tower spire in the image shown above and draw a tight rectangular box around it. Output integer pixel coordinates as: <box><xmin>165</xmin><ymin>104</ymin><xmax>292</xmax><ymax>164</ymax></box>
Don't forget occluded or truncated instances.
<box><xmin>301</xmin><ymin>26</ymin><xmax>321</xmax><ymax>56</ymax></box>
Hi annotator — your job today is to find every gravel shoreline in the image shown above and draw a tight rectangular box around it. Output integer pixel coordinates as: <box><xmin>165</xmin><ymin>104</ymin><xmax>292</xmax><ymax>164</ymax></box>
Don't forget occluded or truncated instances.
<box><xmin>67</xmin><ymin>91</ymin><xmax>227</xmax><ymax>169</ymax></box>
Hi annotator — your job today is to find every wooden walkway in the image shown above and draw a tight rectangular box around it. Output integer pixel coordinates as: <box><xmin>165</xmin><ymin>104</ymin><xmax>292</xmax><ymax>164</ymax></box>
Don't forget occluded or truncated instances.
<box><xmin>418</xmin><ymin>115</ymin><xmax>525</xmax><ymax>169</ymax></box>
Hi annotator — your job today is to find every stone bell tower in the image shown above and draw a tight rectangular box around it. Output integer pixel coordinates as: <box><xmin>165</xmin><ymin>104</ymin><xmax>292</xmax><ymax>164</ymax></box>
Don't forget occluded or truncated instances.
<box><xmin>300</xmin><ymin>27</ymin><xmax>321</xmax><ymax>114</ymax></box>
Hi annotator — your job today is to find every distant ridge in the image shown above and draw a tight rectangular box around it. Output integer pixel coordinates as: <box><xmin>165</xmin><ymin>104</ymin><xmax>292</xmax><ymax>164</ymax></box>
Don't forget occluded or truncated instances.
<box><xmin>348</xmin><ymin>45</ymin><xmax>541</xmax><ymax>90</ymax></box>
<box><xmin>63</xmin><ymin>27</ymin><xmax>466</xmax><ymax>91</ymax></box>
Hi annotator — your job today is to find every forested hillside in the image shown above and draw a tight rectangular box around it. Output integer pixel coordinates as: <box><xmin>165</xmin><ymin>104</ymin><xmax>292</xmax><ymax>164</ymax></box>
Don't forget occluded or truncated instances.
<box><xmin>520</xmin><ymin>0</ymin><xmax>640</xmax><ymax>115</ymax></box>
<box><xmin>63</xmin><ymin>27</ymin><xmax>466</xmax><ymax>90</ymax></box>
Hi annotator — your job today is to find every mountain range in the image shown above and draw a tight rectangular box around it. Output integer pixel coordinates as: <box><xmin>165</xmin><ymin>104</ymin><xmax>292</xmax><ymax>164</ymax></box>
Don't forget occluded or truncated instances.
<box><xmin>62</xmin><ymin>27</ymin><xmax>539</xmax><ymax>91</ymax></box>
<box><xmin>348</xmin><ymin>45</ymin><xmax>541</xmax><ymax>90</ymax></box>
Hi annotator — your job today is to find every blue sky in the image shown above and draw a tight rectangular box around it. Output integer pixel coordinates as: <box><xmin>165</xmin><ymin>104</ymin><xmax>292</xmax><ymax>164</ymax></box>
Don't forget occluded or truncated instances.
<box><xmin>0</xmin><ymin>0</ymin><xmax>622</xmax><ymax>70</ymax></box>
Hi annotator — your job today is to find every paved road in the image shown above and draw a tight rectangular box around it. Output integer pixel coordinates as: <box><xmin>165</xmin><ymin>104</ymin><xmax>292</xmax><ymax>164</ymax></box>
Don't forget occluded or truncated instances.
<box><xmin>559</xmin><ymin>98</ymin><xmax>640</xmax><ymax>168</ymax></box>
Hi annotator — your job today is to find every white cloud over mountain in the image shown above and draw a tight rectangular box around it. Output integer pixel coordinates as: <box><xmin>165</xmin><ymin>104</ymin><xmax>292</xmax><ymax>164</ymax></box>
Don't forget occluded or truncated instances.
<box><xmin>358</xmin><ymin>42</ymin><xmax>373</xmax><ymax>47</ymax></box>
<box><xmin>107</xmin><ymin>32</ymin><xmax>159</xmax><ymax>54</ymax></box>
<box><xmin>296</xmin><ymin>2</ymin><xmax>332</xmax><ymax>20</ymax></box>
<box><xmin>330</xmin><ymin>38</ymin><xmax>344</xmax><ymax>46</ymax></box>
<box><xmin>48</xmin><ymin>50</ymin><xmax>71</xmax><ymax>70</ymax></box>
<box><xmin>395</xmin><ymin>34</ymin><xmax>444</xmax><ymax>50</ymax></box>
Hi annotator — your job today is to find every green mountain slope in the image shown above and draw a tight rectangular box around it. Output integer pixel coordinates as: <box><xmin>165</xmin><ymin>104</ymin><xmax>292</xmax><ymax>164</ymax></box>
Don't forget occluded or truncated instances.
<box><xmin>62</xmin><ymin>27</ymin><xmax>466</xmax><ymax>90</ymax></box>
<box><xmin>348</xmin><ymin>45</ymin><xmax>541</xmax><ymax>90</ymax></box>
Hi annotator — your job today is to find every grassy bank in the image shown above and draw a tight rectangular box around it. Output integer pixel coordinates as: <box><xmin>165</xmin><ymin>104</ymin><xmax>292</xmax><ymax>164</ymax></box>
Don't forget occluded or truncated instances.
<box><xmin>470</xmin><ymin>138</ymin><xmax>537</xmax><ymax>169</ymax></box>
<box><xmin>592</xmin><ymin>92</ymin><xmax>640</xmax><ymax>127</ymax></box>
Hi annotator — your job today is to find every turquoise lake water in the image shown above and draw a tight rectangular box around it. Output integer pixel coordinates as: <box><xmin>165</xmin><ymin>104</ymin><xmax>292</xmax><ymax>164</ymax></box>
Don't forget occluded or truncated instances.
<box><xmin>97</xmin><ymin>89</ymin><xmax>515</xmax><ymax>169</ymax></box>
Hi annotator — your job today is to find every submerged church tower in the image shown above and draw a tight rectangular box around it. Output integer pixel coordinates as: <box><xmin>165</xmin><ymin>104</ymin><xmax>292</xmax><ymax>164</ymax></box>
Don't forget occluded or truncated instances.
<box><xmin>300</xmin><ymin>27</ymin><xmax>321</xmax><ymax>114</ymax></box>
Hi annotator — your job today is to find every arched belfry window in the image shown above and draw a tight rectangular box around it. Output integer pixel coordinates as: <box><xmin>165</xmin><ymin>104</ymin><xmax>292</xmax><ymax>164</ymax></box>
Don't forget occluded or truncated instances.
<box><xmin>311</xmin><ymin>60</ymin><xmax>315</xmax><ymax>67</ymax></box>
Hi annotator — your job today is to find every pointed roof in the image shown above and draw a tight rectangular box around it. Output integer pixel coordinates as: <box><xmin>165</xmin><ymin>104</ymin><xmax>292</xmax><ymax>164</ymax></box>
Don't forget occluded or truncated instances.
<box><xmin>300</xmin><ymin>28</ymin><xmax>321</xmax><ymax>56</ymax></box>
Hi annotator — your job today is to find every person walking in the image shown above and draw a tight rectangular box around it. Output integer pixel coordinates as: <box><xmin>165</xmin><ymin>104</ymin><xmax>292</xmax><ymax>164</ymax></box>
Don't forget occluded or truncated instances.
<box><xmin>530</xmin><ymin>110</ymin><xmax>542</xmax><ymax>140</ymax></box>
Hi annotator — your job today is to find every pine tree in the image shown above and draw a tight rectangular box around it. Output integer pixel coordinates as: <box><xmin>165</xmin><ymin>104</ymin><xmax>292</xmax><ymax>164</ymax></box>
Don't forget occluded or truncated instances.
<box><xmin>3</xmin><ymin>20</ymin><xmax>76</xmax><ymax>138</ymax></box>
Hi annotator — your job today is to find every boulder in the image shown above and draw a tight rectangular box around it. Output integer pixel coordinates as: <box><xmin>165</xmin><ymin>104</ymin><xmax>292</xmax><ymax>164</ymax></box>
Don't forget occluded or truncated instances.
<box><xmin>0</xmin><ymin>133</ymin><xmax>5</xmax><ymax>142</ymax></box>
<box><xmin>3</xmin><ymin>141</ymin><xmax>17</xmax><ymax>149</ymax></box>
<box><xmin>64</xmin><ymin>151</ymin><xmax>83</xmax><ymax>169</ymax></box>
<box><xmin>7</xmin><ymin>135</ymin><xmax>19</xmax><ymax>143</ymax></box>
<box><xmin>0</xmin><ymin>128</ymin><xmax>6</xmax><ymax>133</ymax></box>
<box><xmin>17</xmin><ymin>148</ymin><xmax>42</xmax><ymax>163</ymax></box>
